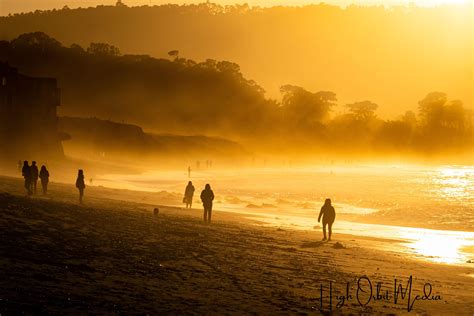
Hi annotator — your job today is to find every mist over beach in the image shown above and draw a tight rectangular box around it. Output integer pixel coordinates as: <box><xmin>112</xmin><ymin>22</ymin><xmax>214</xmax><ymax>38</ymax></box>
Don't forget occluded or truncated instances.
<box><xmin>0</xmin><ymin>0</ymin><xmax>473</xmax><ymax>314</ymax></box>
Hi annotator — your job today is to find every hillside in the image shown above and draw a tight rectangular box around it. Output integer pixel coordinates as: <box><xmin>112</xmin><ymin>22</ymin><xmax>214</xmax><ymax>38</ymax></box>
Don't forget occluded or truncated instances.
<box><xmin>0</xmin><ymin>3</ymin><xmax>471</xmax><ymax>117</ymax></box>
<box><xmin>59</xmin><ymin>117</ymin><xmax>248</xmax><ymax>164</ymax></box>
<box><xmin>1</xmin><ymin>32</ymin><xmax>471</xmax><ymax>158</ymax></box>
<box><xmin>0</xmin><ymin>32</ymin><xmax>273</xmax><ymax>138</ymax></box>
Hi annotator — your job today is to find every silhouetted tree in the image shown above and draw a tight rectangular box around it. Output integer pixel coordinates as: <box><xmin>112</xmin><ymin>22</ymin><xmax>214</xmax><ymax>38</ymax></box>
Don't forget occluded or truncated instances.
<box><xmin>418</xmin><ymin>92</ymin><xmax>447</xmax><ymax>130</ymax></box>
<box><xmin>280</xmin><ymin>85</ymin><xmax>336</xmax><ymax>127</ymax></box>
<box><xmin>1</xmin><ymin>32</ymin><xmax>471</xmax><ymax>156</ymax></box>
<box><xmin>87</xmin><ymin>43</ymin><xmax>121</xmax><ymax>56</ymax></box>
<box><xmin>116</xmin><ymin>0</ymin><xmax>127</xmax><ymax>7</ymax></box>
<box><xmin>168</xmin><ymin>50</ymin><xmax>179</xmax><ymax>60</ymax></box>
<box><xmin>70</xmin><ymin>43</ymin><xmax>85</xmax><ymax>53</ymax></box>
<box><xmin>11</xmin><ymin>32</ymin><xmax>61</xmax><ymax>52</ymax></box>
<box><xmin>417</xmin><ymin>92</ymin><xmax>468</xmax><ymax>149</ymax></box>
<box><xmin>346</xmin><ymin>101</ymin><xmax>378</xmax><ymax>121</ymax></box>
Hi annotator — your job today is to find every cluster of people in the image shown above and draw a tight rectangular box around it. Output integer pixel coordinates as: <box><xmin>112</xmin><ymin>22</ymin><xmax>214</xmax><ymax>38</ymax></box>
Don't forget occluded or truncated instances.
<box><xmin>19</xmin><ymin>160</ymin><xmax>335</xmax><ymax>239</ymax></box>
<box><xmin>21</xmin><ymin>160</ymin><xmax>49</xmax><ymax>196</ymax></box>
<box><xmin>20</xmin><ymin>160</ymin><xmax>86</xmax><ymax>204</ymax></box>
<box><xmin>183</xmin><ymin>181</ymin><xmax>214</xmax><ymax>224</ymax></box>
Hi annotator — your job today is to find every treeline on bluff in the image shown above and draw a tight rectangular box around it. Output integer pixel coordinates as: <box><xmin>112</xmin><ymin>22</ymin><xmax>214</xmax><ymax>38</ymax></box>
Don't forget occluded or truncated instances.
<box><xmin>0</xmin><ymin>32</ymin><xmax>472</xmax><ymax>157</ymax></box>
<box><xmin>1</xmin><ymin>3</ymin><xmax>471</xmax><ymax>116</ymax></box>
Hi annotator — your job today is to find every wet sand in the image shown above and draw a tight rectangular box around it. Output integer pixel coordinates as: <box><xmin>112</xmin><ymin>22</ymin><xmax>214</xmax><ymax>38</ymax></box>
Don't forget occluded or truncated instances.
<box><xmin>1</xmin><ymin>176</ymin><xmax>473</xmax><ymax>314</ymax></box>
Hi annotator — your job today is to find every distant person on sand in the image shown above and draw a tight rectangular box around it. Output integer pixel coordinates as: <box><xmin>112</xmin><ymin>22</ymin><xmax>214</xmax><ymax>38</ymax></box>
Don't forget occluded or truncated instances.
<box><xmin>22</xmin><ymin>161</ymin><xmax>32</xmax><ymax>196</ymax></box>
<box><xmin>200</xmin><ymin>184</ymin><xmax>214</xmax><ymax>224</ymax></box>
<box><xmin>318</xmin><ymin>198</ymin><xmax>336</xmax><ymax>241</ymax></box>
<box><xmin>75</xmin><ymin>169</ymin><xmax>86</xmax><ymax>204</ymax></box>
<box><xmin>188</xmin><ymin>166</ymin><xmax>191</xmax><ymax>178</ymax></box>
<box><xmin>17</xmin><ymin>160</ymin><xmax>22</xmax><ymax>173</ymax></box>
<box><xmin>30</xmin><ymin>161</ymin><xmax>39</xmax><ymax>194</ymax></box>
<box><xmin>39</xmin><ymin>165</ymin><xmax>50</xmax><ymax>195</ymax></box>
<box><xmin>184</xmin><ymin>181</ymin><xmax>195</xmax><ymax>208</ymax></box>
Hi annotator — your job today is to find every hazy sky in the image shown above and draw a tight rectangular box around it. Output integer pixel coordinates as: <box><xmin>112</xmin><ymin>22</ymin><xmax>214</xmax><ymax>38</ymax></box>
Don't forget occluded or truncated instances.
<box><xmin>0</xmin><ymin>0</ymin><xmax>469</xmax><ymax>15</ymax></box>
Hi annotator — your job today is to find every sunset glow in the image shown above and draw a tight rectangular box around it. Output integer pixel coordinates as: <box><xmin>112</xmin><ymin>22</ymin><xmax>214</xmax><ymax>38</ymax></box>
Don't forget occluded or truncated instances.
<box><xmin>1</xmin><ymin>0</ymin><xmax>473</xmax><ymax>313</ymax></box>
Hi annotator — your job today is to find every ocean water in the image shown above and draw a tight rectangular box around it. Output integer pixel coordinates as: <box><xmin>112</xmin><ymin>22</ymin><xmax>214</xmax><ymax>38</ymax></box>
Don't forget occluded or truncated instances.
<box><xmin>95</xmin><ymin>164</ymin><xmax>474</xmax><ymax>264</ymax></box>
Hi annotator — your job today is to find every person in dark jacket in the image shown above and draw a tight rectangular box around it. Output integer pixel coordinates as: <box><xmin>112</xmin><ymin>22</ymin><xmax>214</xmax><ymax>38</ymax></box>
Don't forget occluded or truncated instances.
<box><xmin>30</xmin><ymin>161</ymin><xmax>39</xmax><ymax>194</ymax></box>
<box><xmin>184</xmin><ymin>181</ymin><xmax>195</xmax><ymax>209</ymax></box>
<box><xmin>22</xmin><ymin>160</ymin><xmax>32</xmax><ymax>196</ymax></box>
<box><xmin>200</xmin><ymin>184</ymin><xmax>214</xmax><ymax>224</ymax></box>
<box><xmin>318</xmin><ymin>198</ymin><xmax>336</xmax><ymax>241</ymax></box>
<box><xmin>39</xmin><ymin>165</ymin><xmax>50</xmax><ymax>195</ymax></box>
<box><xmin>75</xmin><ymin>169</ymin><xmax>86</xmax><ymax>204</ymax></box>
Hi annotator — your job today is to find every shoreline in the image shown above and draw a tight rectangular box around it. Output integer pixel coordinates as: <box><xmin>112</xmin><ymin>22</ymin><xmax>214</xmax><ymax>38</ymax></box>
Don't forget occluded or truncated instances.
<box><xmin>2</xmin><ymin>174</ymin><xmax>474</xmax><ymax>265</ymax></box>
<box><xmin>90</xmin><ymin>165</ymin><xmax>474</xmax><ymax>233</ymax></box>
<box><xmin>235</xmin><ymin>211</ymin><xmax>474</xmax><ymax>266</ymax></box>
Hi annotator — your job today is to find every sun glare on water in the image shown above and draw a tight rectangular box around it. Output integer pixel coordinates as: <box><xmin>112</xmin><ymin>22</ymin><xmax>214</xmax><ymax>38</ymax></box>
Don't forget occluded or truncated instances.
<box><xmin>401</xmin><ymin>229</ymin><xmax>474</xmax><ymax>264</ymax></box>
<box><xmin>432</xmin><ymin>167</ymin><xmax>474</xmax><ymax>201</ymax></box>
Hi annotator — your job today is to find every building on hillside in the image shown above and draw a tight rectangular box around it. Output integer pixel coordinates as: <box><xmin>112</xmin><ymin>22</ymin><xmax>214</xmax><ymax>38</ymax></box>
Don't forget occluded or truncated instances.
<box><xmin>0</xmin><ymin>62</ymin><xmax>64</xmax><ymax>161</ymax></box>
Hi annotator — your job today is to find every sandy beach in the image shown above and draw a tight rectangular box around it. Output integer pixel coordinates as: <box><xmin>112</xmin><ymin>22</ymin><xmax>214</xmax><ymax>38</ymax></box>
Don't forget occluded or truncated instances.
<box><xmin>1</xmin><ymin>175</ymin><xmax>473</xmax><ymax>314</ymax></box>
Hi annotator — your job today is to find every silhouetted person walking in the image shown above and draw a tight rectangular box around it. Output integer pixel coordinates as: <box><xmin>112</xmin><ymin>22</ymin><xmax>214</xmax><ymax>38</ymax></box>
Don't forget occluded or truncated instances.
<box><xmin>184</xmin><ymin>181</ymin><xmax>195</xmax><ymax>208</ymax></box>
<box><xmin>39</xmin><ymin>165</ymin><xmax>50</xmax><ymax>195</ymax></box>
<box><xmin>188</xmin><ymin>166</ymin><xmax>191</xmax><ymax>178</ymax></box>
<box><xmin>22</xmin><ymin>161</ymin><xmax>32</xmax><ymax>196</ymax></box>
<box><xmin>318</xmin><ymin>198</ymin><xmax>336</xmax><ymax>241</ymax></box>
<box><xmin>200</xmin><ymin>184</ymin><xmax>214</xmax><ymax>224</ymax></box>
<box><xmin>31</xmin><ymin>161</ymin><xmax>39</xmax><ymax>194</ymax></box>
<box><xmin>17</xmin><ymin>160</ymin><xmax>22</xmax><ymax>173</ymax></box>
<box><xmin>76</xmin><ymin>169</ymin><xmax>86</xmax><ymax>204</ymax></box>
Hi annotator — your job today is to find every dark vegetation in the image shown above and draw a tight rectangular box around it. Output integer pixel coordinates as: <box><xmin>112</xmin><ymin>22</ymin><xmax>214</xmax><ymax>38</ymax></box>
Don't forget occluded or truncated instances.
<box><xmin>1</xmin><ymin>3</ymin><xmax>470</xmax><ymax>113</ymax></box>
<box><xmin>59</xmin><ymin>117</ymin><xmax>247</xmax><ymax>162</ymax></box>
<box><xmin>0</xmin><ymin>32</ymin><xmax>471</xmax><ymax>157</ymax></box>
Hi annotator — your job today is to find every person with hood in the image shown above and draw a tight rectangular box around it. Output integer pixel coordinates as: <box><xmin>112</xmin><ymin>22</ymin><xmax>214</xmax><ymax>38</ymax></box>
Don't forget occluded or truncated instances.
<box><xmin>184</xmin><ymin>181</ymin><xmax>195</xmax><ymax>209</ymax></box>
<box><xmin>200</xmin><ymin>184</ymin><xmax>214</xmax><ymax>224</ymax></box>
<box><xmin>75</xmin><ymin>169</ymin><xmax>86</xmax><ymax>204</ymax></box>
<box><xmin>318</xmin><ymin>198</ymin><xmax>336</xmax><ymax>241</ymax></box>
<box><xmin>22</xmin><ymin>160</ymin><xmax>32</xmax><ymax>196</ymax></box>
<box><xmin>39</xmin><ymin>165</ymin><xmax>50</xmax><ymax>195</ymax></box>
<box><xmin>30</xmin><ymin>161</ymin><xmax>39</xmax><ymax>194</ymax></box>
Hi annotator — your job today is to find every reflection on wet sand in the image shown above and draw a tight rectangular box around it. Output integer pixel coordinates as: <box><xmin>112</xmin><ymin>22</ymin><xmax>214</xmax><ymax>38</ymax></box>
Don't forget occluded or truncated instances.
<box><xmin>95</xmin><ymin>164</ymin><xmax>474</xmax><ymax>265</ymax></box>
<box><xmin>226</xmin><ymin>208</ymin><xmax>474</xmax><ymax>265</ymax></box>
